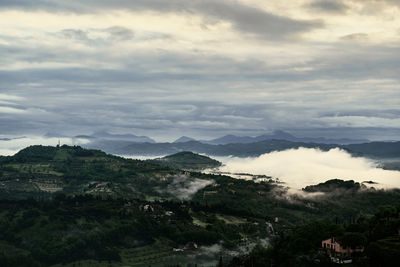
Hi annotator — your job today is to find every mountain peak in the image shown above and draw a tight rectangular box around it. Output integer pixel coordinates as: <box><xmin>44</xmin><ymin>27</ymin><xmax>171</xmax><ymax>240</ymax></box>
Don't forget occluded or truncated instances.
<box><xmin>271</xmin><ymin>130</ymin><xmax>295</xmax><ymax>138</ymax></box>
<box><xmin>173</xmin><ymin>136</ymin><xmax>196</xmax><ymax>143</ymax></box>
<box><xmin>91</xmin><ymin>131</ymin><xmax>155</xmax><ymax>143</ymax></box>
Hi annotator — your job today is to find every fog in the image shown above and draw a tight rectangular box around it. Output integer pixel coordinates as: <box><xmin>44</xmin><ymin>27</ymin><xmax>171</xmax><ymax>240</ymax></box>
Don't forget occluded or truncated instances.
<box><xmin>120</xmin><ymin>155</ymin><xmax>164</xmax><ymax>161</ymax></box>
<box><xmin>218</xmin><ymin>148</ymin><xmax>400</xmax><ymax>189</ymax></box>
<box><xmin>160</xmin><ymin>174</ymin><xmax>214</xmax><ymax>200</ymax></box>
<box><xmin>2</xmin><ymin>139</ymin><xmax>400</xmax><ymax>190</ymax></box>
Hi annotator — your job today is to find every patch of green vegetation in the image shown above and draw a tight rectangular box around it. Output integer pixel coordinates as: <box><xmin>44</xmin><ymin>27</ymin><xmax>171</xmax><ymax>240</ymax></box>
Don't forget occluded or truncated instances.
<box><xmin>0</xmin><ymin>145</ymin><xmax>186</xmax><ymax>200</ymax></box>
<box><xmin>303</xmin><ymin>179</ymin><xmax>362</xmax><ymax>192</ymax></box>
<box><xmin>192</xmin><ymin>217</ymin><xmax>209</xmax><ymax>228</ymax></box>
<box><xmin>149</xmin><ymin>151</ymin><xmax>222</xmax><ymax>170</ymax></box>
<box><xmin>216</xmin><ymin>214</ymin><xmax>247</xmax><ymax>225</ymax></box>
<box><xmin>0</xmin><ymin>195</ymin><xmax>262</xmax><ymax>266</ymax></box>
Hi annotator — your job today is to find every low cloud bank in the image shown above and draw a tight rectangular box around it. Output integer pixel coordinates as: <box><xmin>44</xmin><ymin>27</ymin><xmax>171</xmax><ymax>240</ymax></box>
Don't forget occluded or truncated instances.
<box><xmin>162</xmin><ymin>174</ymin><xmax>213</xmax><ymax>200</ymax></box>
<box><xmin>219</xmin><ymin>148</ymin><xmax>400</xmax><ymax>189</ymax></box>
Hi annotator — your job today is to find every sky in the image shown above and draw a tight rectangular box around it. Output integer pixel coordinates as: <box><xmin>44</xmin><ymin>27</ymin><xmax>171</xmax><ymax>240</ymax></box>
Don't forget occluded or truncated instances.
<box><xmin>0</xmin><ymin>0</ymin><xmax>399</xmax><ymax>141</ymax></box>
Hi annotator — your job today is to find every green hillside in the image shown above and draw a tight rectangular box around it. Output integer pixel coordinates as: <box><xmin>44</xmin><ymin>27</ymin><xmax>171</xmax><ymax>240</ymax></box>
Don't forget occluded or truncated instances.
<box><xmin>0</xmin><ymin>145</ymin><xmax>186</xmax><ymax>200</ymax></box>
<box><xmin>149</xmin><ymin>151</ymin><xmax>222</xmax><ymax>170</ymax></box>
<box><xmin>1</xmin><ymin>145</ymin><xmax>400</xmax><ymax>266</ymax></box>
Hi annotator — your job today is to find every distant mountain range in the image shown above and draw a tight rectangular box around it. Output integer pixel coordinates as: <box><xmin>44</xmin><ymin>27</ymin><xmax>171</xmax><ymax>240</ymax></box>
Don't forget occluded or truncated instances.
<box><xmin>73</xmin><ymin>130</ymin><xmax>369</xmax><ymax>146</ymax></box>
<box><xmin>0</xmin><ymin>136</ymin><xmax>26</xmax><ymax>141</ymax></box>
<box><xmin>84</xmin><ymin>138</ymin><xmax>400</xmax><ymax>159</ymax></box>
<box><xmin>74</xmin><ymin>130</ymin><xmax>400</xmax><ymax>159</ymax></box>
<box><xmin>200</xmin><ymin>130</ymin><xmax>369</xmax><ymax>145</ymax></box>
<box><xmin>173</xmin><ymin>136</ymin><xmax>196</xmax><ymax>143</ymax></box>
<box><xmin>74</xmin><ymin>131</ymin><xmax>155</xmax><ymax>143</ymax></box>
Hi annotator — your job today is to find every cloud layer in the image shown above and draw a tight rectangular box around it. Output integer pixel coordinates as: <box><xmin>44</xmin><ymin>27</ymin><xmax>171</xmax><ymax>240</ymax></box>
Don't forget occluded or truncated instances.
<box><xmin>219</xmin><ymin>148</ymin><xmax>400</xmax><ymax>189</ymax></box>
<box><xmin>160</xmin><ymin>174</ymin><xmax>213</xmax><ymax>200</ymax></box>
<box><xmin>0</xmin><ymin>0</ymin><xmax>399</xmax><ymax>140</ymax></box>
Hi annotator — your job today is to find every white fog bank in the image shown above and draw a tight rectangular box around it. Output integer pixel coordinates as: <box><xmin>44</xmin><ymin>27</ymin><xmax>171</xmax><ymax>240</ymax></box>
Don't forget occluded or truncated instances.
<box><xmin>218</xmin><ymin>148</ymin><xmax>400</xmax><ymax>189</ymax></box>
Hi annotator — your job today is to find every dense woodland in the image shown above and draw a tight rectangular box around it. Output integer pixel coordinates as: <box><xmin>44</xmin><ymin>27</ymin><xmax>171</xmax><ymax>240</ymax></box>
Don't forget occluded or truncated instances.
<box><xmin>229</xmin><ymin>205</ymin><xmax>400</xmax><ymax>267</ymax></box>
<box><xmin>0</xmin><ymin>145</ymin><xmax>399</xmax><ymax>266</ymax></box>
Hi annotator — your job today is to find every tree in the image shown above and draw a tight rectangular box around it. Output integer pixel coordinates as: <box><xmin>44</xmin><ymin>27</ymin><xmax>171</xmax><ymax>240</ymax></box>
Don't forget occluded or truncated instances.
<box><xmin>339</xmin><ymin>232</ymin><xmax>367</xmax><ymax>248</ymax></box>
<box><xmin>376</xmin><ymin>205</ymin><xmax>398</xmax><ymax>221</ymax></box>
<box><xmin>217</xmin><ymin>255</ymin><xmax>223</xmax><ymax>267</ymax></box>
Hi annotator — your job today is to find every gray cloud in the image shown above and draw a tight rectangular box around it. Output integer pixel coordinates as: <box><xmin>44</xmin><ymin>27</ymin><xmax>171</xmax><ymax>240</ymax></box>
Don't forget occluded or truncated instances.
<box><xmin>307</xmin><ymin>0</ymin><xmax>400</xmax><ymax>15</ymax></box>
<box><xmin>2</xmin><ymin>41</ymin><xmax>399</xmax><ymax>83</ymax></box>
<box><xmin>0</xmin><ymin>1</ymin><xmax>398</xmax><ymax>141</ymax></box>
<box><xmin>105</xmin><ymin>26</ymin><xmax>135</xmax><ymax>41</ymax></box>
<box><xmin>0</xmin><ymin>38</ymin><xmax>399</xmax><ymax>140</ymax></box>
<box><xmin>320</xmin><ymin>109</ymin><xmax>400</xmax><ymax>120</ymax></box>
<box><xmin>190</xmin><ymin>1</ymin><xmax>323</xmax><ymax>40</ymax></box>
<box><xmin>350</xmin><ymin>0</ymin><xmax>400</xmax><ymax>7</ymax></box>
<box><xmin>307</xmin><ymin>0</ymin><xmax>349</xmax><ymax>13</ymax></box>
<box><xmin>0</xmin><ymin>0</ymin><xmax>322</xmax><ymax>40</ymax></box>
<box><xmin>58</xmin><ymin>27</ymin><xmax>134</xmax><ymax>45</ymax></box>
<box><xmin>344</xmin><ymin>0</ymin><xmax>400</xmax><ymax>14</ymax></box>
<box><xmin>60</xmin><ymin>29</ymin><xmax>89</xmax><ymax>41</ymax></box>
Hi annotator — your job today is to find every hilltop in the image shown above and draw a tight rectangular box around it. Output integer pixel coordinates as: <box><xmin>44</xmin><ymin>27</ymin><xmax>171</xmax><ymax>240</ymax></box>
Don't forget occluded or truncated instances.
<box><xmin>303</xmin><ymin>179</ymin><xmax>364</xmax><ymax>193</ymax></box>
<box><xmin>149</xmin><ymin>151</ymin><xmax>222</xmax><ymax>170</ymax></box>
<box><xmin>0</xmin><ymin>145</ymin><xmax>193</xmax><ymax>200</ymax></box>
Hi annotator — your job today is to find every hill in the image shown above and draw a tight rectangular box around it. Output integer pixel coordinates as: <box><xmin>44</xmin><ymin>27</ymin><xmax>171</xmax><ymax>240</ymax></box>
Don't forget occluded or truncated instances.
<box><xmin>1</xmin><ymin>146</ymin><xmax>400</xmax><ymax>266</ymax></box>
<box><xmin>302</xmin><ymin>179</ymin><xmax>363</xmax><ymax>192</ymax></box>
<box><xmin>345</xmin><ymin>141</ymin><xmax>400</xmax><ymax>158</ymax></box>
<box><xmin>0</xmin><ymin>145</ymin><xmax>211</xmax><ymax>201</ymax></box>
<box><xmin>149</xmin><ymin>151</ymin><xmax>222</xmax><ymax>170</ymax></box>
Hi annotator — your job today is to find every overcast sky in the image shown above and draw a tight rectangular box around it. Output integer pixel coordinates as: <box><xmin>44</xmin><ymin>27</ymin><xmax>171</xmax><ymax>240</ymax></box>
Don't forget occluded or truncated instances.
<box><xmin>0</xmin><ymin>0</ymin><xmax>399</xmax><ymax>141</ymax></box>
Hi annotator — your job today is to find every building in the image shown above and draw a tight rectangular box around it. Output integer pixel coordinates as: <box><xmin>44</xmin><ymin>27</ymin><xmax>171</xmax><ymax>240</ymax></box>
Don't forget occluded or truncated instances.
<box><xmin>322</xmin><ymin>237</ymin><xmax>364</xmax><ymax>258</ymax></box>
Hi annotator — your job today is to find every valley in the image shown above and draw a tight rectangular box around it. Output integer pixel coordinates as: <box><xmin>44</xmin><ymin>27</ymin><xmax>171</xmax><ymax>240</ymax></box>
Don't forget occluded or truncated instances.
<box><xmin>0</xmin><ymin>145</ymin><xmax>399</xmax><ymax>266</ymax></box>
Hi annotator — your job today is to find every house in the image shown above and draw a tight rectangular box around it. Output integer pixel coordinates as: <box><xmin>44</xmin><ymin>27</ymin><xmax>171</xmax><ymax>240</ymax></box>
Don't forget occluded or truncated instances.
<box><xmin>141</xmin><ymin>204</ymin><xmax>154</xmax><ymax>212</ymax></box>
<box><xmin>257</xmin><ymin>190</ymin><xmax>266</xmax><ymax>196</ymax></box>
<box><xmin>184</xmin><ymin>242</ymin><xmax>198</xmax><ymax>250</ymax></box>
<box><xmin>95</xmin><ymin>183</ymin><xmax>107</xmax><ymax>188</ymax></box>
<box><xmin>172</xmin><ymin>242</ymin><xmax>198</xmax><ymax>252</ymax></box>
<box><xmin>322</xmin><ymin>237</ymin><xmax>364</xmax><ymax>258</ymax></box>
<box><xmin>165</xmin><ymin>211</ymin><xmax>174</xmax><ymax>216</ymax></box>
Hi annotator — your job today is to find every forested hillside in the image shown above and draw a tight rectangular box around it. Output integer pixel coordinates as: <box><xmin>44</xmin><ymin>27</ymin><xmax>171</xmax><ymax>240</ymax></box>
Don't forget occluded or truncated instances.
<box><xmin>0</xmin><ymin>146</ymin><xmax>399</xmax><ymax>266</ymax></box>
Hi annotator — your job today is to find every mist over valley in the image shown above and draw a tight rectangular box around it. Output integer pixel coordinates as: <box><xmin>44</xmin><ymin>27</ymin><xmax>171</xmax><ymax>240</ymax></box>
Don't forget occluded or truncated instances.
<box><xmin>2</xmin><ymin>0</ymin><xmax>400</xmax><ymax>265</ymax></box>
